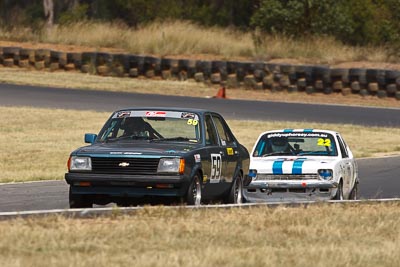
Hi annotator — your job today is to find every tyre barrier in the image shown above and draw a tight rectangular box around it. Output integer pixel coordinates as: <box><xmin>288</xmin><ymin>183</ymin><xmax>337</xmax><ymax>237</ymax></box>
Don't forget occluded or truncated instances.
<box><xmin>1</xmin><ymin>46</ymin><xmax>400</xmax><ymax>100</ymax></box>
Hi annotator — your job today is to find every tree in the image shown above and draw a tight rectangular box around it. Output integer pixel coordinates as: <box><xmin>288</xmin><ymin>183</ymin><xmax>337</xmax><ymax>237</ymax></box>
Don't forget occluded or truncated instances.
<box><xmin>43</xmin><ymin>0</ymin><xmax>54</xmax><ymax>27</ymax></box>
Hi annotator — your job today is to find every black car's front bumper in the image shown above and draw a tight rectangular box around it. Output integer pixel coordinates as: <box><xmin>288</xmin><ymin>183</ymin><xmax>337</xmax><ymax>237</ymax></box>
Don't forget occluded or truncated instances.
<box><xmin>65</xmin><ymin>172</ymin><xmax>188</xmax><ymax>197</ymax></box>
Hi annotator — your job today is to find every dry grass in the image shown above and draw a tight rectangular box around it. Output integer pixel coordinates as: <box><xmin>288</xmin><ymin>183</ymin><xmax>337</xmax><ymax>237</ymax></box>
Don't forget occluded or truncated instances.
<box><xmin>257</xmin><ymin>34</ymin><xmax>390</xmax><ymax>64</ymax></box>
<box><xmin>0</xmin><ymin>67</ymin><xmax>216</xmax><ymax>97</ymax></box>
<box><xmin>0</xmin><ymin>203</ymin><xmax>399</xmax><ymax>267</ymax></box>
<box><xmin>0</xmin><ymin>20</ymin><xmax>394</xmax><ymax>63</ymax></box>
<box><xmin>0</xmin><ymin>107</ymin><xmax>109</xmax><ymax>183</ymax></box>
<box><xmin>1</xmin><ymin>106</ymin><xmax>399</xmax><ymax>183</ymax></box>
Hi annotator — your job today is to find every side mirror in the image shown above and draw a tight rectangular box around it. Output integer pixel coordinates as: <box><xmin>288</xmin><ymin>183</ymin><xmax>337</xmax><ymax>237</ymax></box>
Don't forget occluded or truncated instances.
<box><xmin>84</xmin><ymin>133</ymin><xmax>97</xmax><ymax>144</ymax></box>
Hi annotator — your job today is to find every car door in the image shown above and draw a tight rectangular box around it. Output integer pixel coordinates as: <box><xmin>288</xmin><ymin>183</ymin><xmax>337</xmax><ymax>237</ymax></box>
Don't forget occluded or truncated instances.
<box><xmin>202</xmin><ymin>113</ymin><xmax>227</xmax><ymax>198</ymax></box>
<box><xmin>337</xmin><ymin>134</ymin><xmax>354</xmax><ymax>196</ymax></box>
<box><xmin>211</xmin><ymin>113</ymin><xmax>238</xmax><ymax>184</ymax></box>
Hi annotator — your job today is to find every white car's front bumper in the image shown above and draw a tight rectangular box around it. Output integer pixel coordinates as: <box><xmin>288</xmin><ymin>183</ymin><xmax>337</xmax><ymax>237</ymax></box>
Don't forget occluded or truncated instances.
<box><xmin>244</xmin><ymin>180</ymin><xmax>338</xmax><ymax>202</ymax></box>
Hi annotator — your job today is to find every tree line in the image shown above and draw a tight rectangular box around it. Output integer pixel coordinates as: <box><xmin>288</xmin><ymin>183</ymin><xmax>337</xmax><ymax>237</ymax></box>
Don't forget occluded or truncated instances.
<box><xmin>1</xmin><ymin>0</ymin><xmax>399</xmax><ymax>47</ymax></box>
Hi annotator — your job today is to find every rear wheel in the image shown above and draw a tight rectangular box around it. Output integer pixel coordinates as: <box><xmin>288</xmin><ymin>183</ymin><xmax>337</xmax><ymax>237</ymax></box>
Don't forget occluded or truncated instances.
<box><xmin>227</xmin><ymin>173</ymin><xmax>243</xmax><ymax>204</ymax></box>
<box><xmin>69</xmin><ymin>187</ymin><xmax>92</xmax><ymax>208</ymax></box>
<box><xmin>349</xmin><ymin>181</ymin><xmax>359</xmax><ymax>200</ymax></box>
<box><xmin>333</xmin><ymin>181</ymin><xmax>344</xmax><ymax>200</ymax></box>
<box><xmin>185</xmin><ymin>173</ymin><xmax>202</xmax><ymax>206</ymax></box>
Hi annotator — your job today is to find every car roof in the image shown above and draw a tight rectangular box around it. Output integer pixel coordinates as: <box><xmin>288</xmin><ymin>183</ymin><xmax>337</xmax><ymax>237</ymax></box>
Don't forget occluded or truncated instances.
<box><xmin>114</xmin><ymin>107</ymin><xmax>215</xmax><ymax>115</ymax></box>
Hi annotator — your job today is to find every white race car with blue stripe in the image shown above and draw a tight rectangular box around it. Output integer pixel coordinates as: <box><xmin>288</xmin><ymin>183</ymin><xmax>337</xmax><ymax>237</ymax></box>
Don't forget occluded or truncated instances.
<box><xmin>243</xmin><ymin>129</ymin><xmax>359</xmax><ymax>202</ymax></box>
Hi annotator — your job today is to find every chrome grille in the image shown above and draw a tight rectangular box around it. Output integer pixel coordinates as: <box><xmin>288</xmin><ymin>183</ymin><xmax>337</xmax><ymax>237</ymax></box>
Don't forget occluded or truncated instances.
<box><xmin>255</xmin><ymin>174</ymin><xmax>319</xmax><ymax>180</ymax></box>
<box><xmin>91</xmin><ymin>157</ymin><xmax>159</xmax><ymax>175</ymax></box>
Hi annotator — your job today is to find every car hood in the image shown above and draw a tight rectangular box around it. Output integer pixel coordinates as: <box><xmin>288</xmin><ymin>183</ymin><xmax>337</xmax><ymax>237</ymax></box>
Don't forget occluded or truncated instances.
<box><xmin>250</xmin><ymin>156</ymin><xmax>339</xmax><ymax>174</ymax></box>
<box><xmin>74</xmin><ymin>142</ymin><xmax>200</xmax><ymax>157</ymax></box>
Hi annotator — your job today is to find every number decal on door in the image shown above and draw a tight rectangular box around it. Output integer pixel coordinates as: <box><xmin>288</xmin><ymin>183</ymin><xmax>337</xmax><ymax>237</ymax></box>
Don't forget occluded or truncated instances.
<box><xmin>210</xmin><ymin>153</ymin><xmax>222</xmax><ymax>183</ymax></box>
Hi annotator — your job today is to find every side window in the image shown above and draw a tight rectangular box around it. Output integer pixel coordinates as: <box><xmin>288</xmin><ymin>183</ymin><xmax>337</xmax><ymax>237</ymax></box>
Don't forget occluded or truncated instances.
<box><xmin>205</xmin><ymin>115</ymin><xmax>218</xmax><ymax>146</ymax></box>
<box><xmin>337</xmin><ymin>135</ymin><xmax>349</xmax><ymax>158</ymax></box>
<box><xmin>211</xmin><ymin>115</ymin><xmax>236</xmax><ymax>147</ymax></box>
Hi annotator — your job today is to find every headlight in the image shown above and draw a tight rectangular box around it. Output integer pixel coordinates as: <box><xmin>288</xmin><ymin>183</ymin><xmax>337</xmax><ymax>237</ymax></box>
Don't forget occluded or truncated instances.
<box><xmin>248</xmin><ymin>169</ymin><xmax>258</xmax><ymax>178</ymax></box>
<box><xmin>157</xmin><ymin>158</ymin><xmax>185</xmax><ymax>174</ymax></box>
<box><xmin>69</xmin><ymin>156</ymin><xmax>92</xmax><ymax>171</ymax></box>
<box><xmin>318</xmin><ymin>169</ymin><xmax>333</xmax><ymax>180</ymax></box>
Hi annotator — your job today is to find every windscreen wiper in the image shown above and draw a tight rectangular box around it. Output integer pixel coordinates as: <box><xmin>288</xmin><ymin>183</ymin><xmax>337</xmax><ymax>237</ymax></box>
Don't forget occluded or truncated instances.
<box><xmin>151</xmin><ymin>137</ymin><xmax>190</xmax><ymax>142</ymax></box>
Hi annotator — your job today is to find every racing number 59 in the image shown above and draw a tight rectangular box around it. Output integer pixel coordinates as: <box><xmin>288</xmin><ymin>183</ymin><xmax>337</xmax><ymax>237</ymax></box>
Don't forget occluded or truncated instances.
<box><xmin>210</xmin><ymin>154</ymin><xmax>221</xmax><ymax>183</ymax></box>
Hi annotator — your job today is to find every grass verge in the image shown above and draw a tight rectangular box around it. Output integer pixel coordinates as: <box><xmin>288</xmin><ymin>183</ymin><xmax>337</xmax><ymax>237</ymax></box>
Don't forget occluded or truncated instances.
<box><xmin>0</xmin><ymin>203</ymin><xmax>399</xmax><ymax>267</ymax></box>
<box><xmin>1</xmin><ymin>106</ymin><xmax>399</xmax><ymax>183</ymax></box>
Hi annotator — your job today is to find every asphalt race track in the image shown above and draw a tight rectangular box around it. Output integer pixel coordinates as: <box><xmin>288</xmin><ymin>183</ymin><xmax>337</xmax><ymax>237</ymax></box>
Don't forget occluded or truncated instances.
<box><xmin>0</xmin><ymin>83</ymin><xmax>399</xmax><ymax>212</ymax></box>
<box><xmin>1</xmin><ymin>83</ymin><xmax>400</xmax><ymax>127</ymax></box>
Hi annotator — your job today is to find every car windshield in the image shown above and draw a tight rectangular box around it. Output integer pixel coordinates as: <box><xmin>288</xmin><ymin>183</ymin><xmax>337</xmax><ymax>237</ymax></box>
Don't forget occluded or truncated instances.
<box><xmin>97</xmin><ymin>110</ymin><xmax>201</xmax><ymax>143</ymax></box>
<box><xmin>253</xmin><ymin>131</ymin><xmax>338</xmax><ymax>157</ymax></box>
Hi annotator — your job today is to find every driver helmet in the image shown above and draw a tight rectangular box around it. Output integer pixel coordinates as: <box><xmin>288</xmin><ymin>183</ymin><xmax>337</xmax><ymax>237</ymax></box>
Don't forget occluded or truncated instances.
<box><xmin>270</xmin><ymin>137</ymin><xmax>289</xmax><ymax>152</ymax></box>
<box><xmin>122</xmin><ymin>117</ymin><xmax>148</xmax><ymax>136</ymax></box>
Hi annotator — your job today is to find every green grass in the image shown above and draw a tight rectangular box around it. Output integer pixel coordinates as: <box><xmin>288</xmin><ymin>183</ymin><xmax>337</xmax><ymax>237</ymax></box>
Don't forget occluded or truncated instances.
<box><xmin>1</xmin><ymin>106</ymin><xmax>399</xmax><ymax>183</ymax></box>
<box><xmin>0</xmin><ymin>203</ymin><xmax>399</xmax><ymax>267</ymax></box>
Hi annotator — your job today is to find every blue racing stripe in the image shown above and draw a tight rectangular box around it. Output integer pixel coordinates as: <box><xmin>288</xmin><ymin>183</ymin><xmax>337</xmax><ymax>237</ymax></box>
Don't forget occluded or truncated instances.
<box><xmin>303</xmin><ymin>129</ymin><xmax>314</xmax><ymax>132</ymax></box>
<box><xmin>292</xmin><ymin>159</ymin><xmax>306</xmax><ymax>174</ymax></box>
<box><xmin>283</xmin><ymin>129</ymin><xmax>293</xmax><ymax>132</ymax></box>
<box><xmin>272</xmin><ymin>160</ymin><xmax>284</xmax><ymax>174</ymax></box>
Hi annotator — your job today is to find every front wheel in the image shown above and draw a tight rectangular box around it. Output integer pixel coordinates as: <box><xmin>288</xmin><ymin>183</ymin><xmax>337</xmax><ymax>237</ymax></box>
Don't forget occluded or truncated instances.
<box><xmin>333</xmin><ymin>181</ymin><xmax>344</xmax><ymax>200</ymax></box>
<box><xmin>185</xmin><ymin>173</ymin><xmax>202</xmax><ymax>206</ymax></box>
<box><xmin>69</xmin><ymin>187</ymin><xmax>93</xmax><ymax>208</ymax></box>
<box><xmin>227</xmin><ymin>173</ymin><xmax>243</xmax><ymax>204</ymax></box>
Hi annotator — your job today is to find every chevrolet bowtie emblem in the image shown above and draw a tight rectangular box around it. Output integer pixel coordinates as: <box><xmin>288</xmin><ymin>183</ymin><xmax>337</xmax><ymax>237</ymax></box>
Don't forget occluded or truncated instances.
<box><xmin>119</xmin><ymin>162</ymin><xmax>130</xmax><ymax>167</ymax></box>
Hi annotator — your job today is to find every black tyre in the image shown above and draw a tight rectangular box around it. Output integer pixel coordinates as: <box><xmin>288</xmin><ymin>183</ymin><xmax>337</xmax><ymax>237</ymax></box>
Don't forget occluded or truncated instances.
<box><xmin>279</xmin><ymin>63</ymin><xmax>295</xmax><ymax>74</ymax></box>
<box><xmin>185</xmin><ymin>173</ymin><xmax>202</xmax><ymax>206</ymax></box>
<box><xmin>128</xmin><ymin>55</ymin><xmax>145</xmax><ymax>73</ymax></box>
<box><xmin>313</xmin><ymin>65</ymin><xmax>331</xmax><ymax>83</ymax></box>
<box><xmin>2</xmin><ymin>46</ymin><xmax>20</xmax><ymax>57</ymax></box>
<box><xmin>81</xmin><ymin>52</ymin><xmax>97</xmax><ymax>66</ymax></box>
<box><xmin>349</xmin><ymin>68</ymin><xmax>367</xmax><ymax>83</ymax></box>
<box><xmin>19</xmin><ymin>48</ymin><xmax>35</xmax><ymax>60</ymax></box>
<box><xmin>333</xmin><ymin>181</ymin><xmax>344</xmax><ymax>200</ymax></box>
<box><xmin>349</xmin><ymin>181</ymin><xmax>359</xmax><ymax>200</ymax></box>
<box><xmin>144</xmin><ymin>56</ymin><xmax>162</xmax><ymax>74</ymax></box>
<box><xmin>195</xmin><ymin>60</ymin><xmax>211</xmax><ymax>75</ymax></box>
<box><xmin>385</xmin><ymin>70</ymin><xmax>400</xmax><ymax>80</ymax></box>
<box><xmin>377</xmin><ymin>90</ymin><xmax>387</xmax><ymax>98</ymax></box>
<box><xmin>69</xmin><ymin>187</ymin><xmax>92</xmax><ymax>208</ymax></box>
<box><xmin>161</xmin><ymin>58</ymin><xmax>176</xmax><ymax>71</ymax></box>
<box><xmin>227</xmin><ymin>173</ymin><xmax>243</xmax><ymax>204</ymax></box>
<box><xmin>265</xmin><ymin>63</ymin><xmax>280</xmax><ymax>74</ymax></box>
<box><xmin>67</xmin><ymin>52</ymin><xmax>82</xmax><ymax>68</ymax></box>
<box><xmin>330</xmin><ymin>68</ymin><xmax>349</xmax><ymax>83</ymax></box>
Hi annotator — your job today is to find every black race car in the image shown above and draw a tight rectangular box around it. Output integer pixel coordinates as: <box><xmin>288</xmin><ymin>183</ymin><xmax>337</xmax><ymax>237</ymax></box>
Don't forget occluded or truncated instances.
<box><xmin>65</xmin><ymin>107</ymin><xmax>249</xmax><ymax>208</ymax></box>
